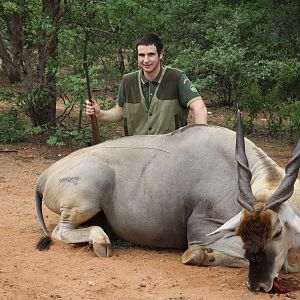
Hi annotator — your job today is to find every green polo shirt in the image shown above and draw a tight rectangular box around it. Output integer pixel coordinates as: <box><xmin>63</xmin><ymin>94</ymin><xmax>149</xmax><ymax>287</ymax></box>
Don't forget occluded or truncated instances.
<box><xmin>118</xmin><ymin>67</ymin><xmax>201</xmax><ymax>109</ymax></box>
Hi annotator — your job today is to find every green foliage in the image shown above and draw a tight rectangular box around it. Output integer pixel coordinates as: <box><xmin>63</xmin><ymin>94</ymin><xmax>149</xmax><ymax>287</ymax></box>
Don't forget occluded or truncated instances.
<box><xmin>46</xmin><ymin>122</ymin><xmax>120</xmax><ymax>148</ymax></box>
<box><xmin>241</xmin><ymin>119</ymin><xmax>255</xmax><ymax>135</ymax></box>
<box><xmin>241</xmin><ymin>83</ymin><xmax>263</xmax><ymax>117</ymax></box>
<box><xmin>2</xmin><ymin>1</ymin><xmax>18</xmax><ymax>13</ymax></box>
<box><xmin>47</xmin><ymin>127</ymin><xmax>92</xmax><ymax>148</ymax></box>
<box><xmin>203</xmin><ymin>45</ymin><xmax>246</xmax><ymax>106</ymax></box>
<box><xmin>31</xmin><ymin>125</ymin><xmax>45</xmax><ymax>135</ymax></box>
<box><xmin>223</xmin><ymin>114</ymin><xmax>235</xmax><ymax>131</ymax></box>
<box><xmin>281</xmin><ymin>101</ymin><xmax>300</xmax><ymax>142</ymax></box>
<box><xmin>275</xmin><ymin>60</ymin><xmax>300</xmax><ymax>102</ymax></box>
<box><xmin>15</xmin><ymin>89</ymin><xmax>49</xmax><ymax>122</ymax></box>
<box><xmin>99</xmin><ymin>122</ymin><xmax>120</xmax><ymax>141</ymax></box>
<box><xmin>0</xmin><ymin>110</ymin><xmax>30</xmax><ymax>143</ymax></box>
<box><xmin>255</xmin><ymin>88</ymin><xmax>283</xmax><ymax>138</ymax></box>
<box><xmin>1</xmin><ymin>0</ymin><xmax>300</xmax><ymax>143</ymax></box>
<box><xmin>0</xmin><ymin>87</ymin><xmax>16</xmax><ymax>102</ymax></box>
<box><xmin>239</xmin><ymin>82</ymin><xmax>263</xmax><ymax>133</ymax></box>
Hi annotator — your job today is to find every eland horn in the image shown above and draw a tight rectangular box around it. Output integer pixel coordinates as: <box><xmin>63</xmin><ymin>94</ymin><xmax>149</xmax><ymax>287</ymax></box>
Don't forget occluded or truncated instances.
<box><xmin>263</xmin><ymin>139</ymin><xmax>300</xmax><ymax>211</ymax></box>
<box><xmin>235</xmin><ymin>110</ymin><xmax>257</xmax><ymax>212</ymax></box>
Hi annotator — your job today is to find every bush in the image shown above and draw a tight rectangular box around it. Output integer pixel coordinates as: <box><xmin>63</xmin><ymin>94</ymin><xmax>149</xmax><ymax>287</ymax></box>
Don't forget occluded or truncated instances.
<box><xmin>46</xmin><ymin>122</ymin><xmax>120</xmax><ymax>148</ymax></box>
<box><xmin>0</xmin><ymin>110</ymin><xmax>30</xmax><ymax>143</ymax></box>
<box><xmin>281</xmin><ymin>101</ymin><xmax>300</xmax><ymax>142</ymax></box>
<box><xmin>47</xmin><ymin>127</ymin><xmax>92</xmax><ymax>148</ymax></box>
<box><xmin>240</xmin><ymin>82</ymin><xmax>263</xmax><ymax>133</ymax></box>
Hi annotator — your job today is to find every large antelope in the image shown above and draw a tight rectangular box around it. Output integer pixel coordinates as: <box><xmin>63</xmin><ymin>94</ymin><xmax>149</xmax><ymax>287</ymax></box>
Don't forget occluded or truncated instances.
<box><xmin>35</xmin><ymin>111</ymin><xmax>300</xmax><ymax>292</ymax></box>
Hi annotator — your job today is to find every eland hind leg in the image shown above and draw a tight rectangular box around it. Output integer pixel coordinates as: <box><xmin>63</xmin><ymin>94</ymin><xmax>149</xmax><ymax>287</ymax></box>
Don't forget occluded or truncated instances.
<box><xmin>41</xmin><ymin>157</ymin><xmax>115</xmax><ymax>257</ymax></box>
<box><xmin>52</xmin><ymin>207</ymin><xmax>112</xmax><ymax>257</ymax></box>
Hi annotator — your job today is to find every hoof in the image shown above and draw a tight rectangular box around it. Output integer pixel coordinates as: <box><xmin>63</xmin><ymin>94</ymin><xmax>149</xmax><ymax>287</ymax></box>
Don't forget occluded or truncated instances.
<box><xmin>93</xmin><ymin>242</ymin><xmax>112</xmax><ymax>258</ymax></box>
<box><xmin>182</xmin><ymin>244</ymin><xmax>205</xmax><ymax>266</ymax></box>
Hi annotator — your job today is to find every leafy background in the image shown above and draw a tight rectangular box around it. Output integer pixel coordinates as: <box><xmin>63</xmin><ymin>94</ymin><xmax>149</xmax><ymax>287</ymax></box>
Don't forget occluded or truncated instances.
<box><xmin>0</xmin><ymin>0</ymin><xmax>299</xmax><ymax>145</ymax></box>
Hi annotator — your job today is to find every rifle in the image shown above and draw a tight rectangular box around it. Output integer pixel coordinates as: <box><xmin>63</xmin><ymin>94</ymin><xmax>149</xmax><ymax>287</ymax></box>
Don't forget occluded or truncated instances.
<box><xmin>83</xmin><ymin>60</ymin><xmax>101</xmax><ymax>145</ymax></box>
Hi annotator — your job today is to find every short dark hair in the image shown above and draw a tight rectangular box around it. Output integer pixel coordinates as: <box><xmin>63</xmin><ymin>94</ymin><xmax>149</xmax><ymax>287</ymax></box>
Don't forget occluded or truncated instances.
<box><xmin>135</xmin><ymin>33</ymin><xmax>164</xmax><ymax>54</ymax></box>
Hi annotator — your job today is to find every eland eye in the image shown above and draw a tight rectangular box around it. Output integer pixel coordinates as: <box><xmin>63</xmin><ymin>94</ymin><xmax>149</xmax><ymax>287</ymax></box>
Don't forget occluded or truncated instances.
<box><xmin>273</xmin><ymin>227</ymin><xmax>282</xmax><ymax>239</ymax></box>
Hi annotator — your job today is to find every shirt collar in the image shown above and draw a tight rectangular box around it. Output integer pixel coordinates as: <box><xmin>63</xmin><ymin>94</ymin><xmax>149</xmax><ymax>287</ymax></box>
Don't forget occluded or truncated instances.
<box><xmin>140</xmin><ymin>65</ymin><xmax>163</xmax><ymax>85</ymax></box>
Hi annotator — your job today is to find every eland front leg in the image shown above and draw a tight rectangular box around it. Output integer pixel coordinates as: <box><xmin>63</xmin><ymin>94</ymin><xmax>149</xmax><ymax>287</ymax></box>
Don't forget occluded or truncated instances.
<box><xmin>182</xmin><ymin>208</ymin><xmax>248</xmax><ymax>268</ymax></box>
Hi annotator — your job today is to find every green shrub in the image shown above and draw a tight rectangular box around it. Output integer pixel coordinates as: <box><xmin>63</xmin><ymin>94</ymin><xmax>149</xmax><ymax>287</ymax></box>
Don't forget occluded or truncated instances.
<box><xmin>0</xmin><ymin>88</ymin><xmax>16</xmax><ymax>102</ymax></box>
<box><xmin>0</xmin><ymin>110</ymin><xmax>30</xmax><ymax>143</ymax></box>
<box><xmin>262</xmin><ymin>88</ymin><xmax>283</xmax><ymax>137</ymax></box>
<box><xmin>281</xmin><ymin>101</ymin><xmax>300</xmax><ymax>142</ymax></box>
<box><xmin>240</xmin><ymin>82</ymin><xmax>264</xmax><ymax>133</ymax></box>
<box><xmin>47</xmin><ymin>127</ymin><xmax>92</xmax><ymax>148</ymax></box>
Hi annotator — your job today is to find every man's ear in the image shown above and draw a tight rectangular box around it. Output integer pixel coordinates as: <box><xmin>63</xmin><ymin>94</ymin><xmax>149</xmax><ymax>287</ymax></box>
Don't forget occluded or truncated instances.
<box><xmin>159</xmin><ymin>50</ymin><xmax>164</xmax><ymax>60</ymax></box>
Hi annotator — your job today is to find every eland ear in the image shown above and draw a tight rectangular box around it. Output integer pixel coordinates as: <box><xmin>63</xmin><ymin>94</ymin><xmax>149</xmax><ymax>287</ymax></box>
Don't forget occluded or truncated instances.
<box><xmin>279</xmin><ymin>204</ymin><xmax>300</xmax><ymax>234</ymax></box>
<box><xmin>207</xmin><ymin>211</ymin><xmax>243</xmax><ymax>236</ymax></box>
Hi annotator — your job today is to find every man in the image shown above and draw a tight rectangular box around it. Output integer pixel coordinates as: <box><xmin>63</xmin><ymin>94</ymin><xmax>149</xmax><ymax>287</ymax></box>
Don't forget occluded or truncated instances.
<box><xmin>86</xmin><ymin>33</ymin><xmax>207</xmax><ymax>135</ymax></box>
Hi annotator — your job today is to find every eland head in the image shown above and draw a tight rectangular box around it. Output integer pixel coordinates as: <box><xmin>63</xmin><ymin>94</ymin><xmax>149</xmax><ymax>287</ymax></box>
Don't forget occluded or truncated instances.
<box><xmin>236</xmin><ymin>110</ymin><xmax>300</xmax><ymax>292</ymax></box>
<box><xmin>209</xmin><ymin>110</ymin><xmax>300</xmax><ymax>292</ymax></box>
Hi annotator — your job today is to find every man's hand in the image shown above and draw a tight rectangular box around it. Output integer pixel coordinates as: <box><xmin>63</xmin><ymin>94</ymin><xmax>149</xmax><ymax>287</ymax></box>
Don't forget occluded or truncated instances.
<box><xmin>86</xmin><ymin>98</ymin><xmax>101</xmax><ymax>119</ymax></box>
<box><xmin>86</xmin><ymin>99</ymin><xmax>124</xmax><ymax>123</ymax></box>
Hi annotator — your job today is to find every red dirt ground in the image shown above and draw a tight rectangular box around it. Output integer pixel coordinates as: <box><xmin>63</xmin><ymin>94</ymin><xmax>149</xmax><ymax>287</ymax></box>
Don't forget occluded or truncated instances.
<box><xmin>1</xmin><ymin>110</ymin><xmax>300</xmax><ymax>299</ymax></box>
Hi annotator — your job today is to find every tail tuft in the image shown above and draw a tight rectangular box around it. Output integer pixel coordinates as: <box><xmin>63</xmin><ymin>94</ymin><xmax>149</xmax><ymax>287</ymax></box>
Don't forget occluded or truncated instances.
<box><xmin>36</xmin><ymin>235</ymin><xmax>52</xmax><ymax>251</ymax></box>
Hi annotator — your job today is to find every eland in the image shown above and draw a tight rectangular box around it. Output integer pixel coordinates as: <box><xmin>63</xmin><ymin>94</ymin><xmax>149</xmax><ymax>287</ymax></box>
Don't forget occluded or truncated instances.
<box><xmin>35</xmin><ymin>111</ymin><xmax>300</xmax><ymax>292</ymax></box>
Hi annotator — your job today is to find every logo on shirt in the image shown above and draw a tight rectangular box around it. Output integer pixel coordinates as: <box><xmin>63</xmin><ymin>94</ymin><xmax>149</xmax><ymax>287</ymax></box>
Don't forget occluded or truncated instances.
<box><xmin>190</xmin><ymin>85</ymin><xmax>198</xmax><ymax>93</ymax></box>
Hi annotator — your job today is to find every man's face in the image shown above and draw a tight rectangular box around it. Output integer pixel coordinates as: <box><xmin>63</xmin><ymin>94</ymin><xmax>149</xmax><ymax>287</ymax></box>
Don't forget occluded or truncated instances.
<box><xmin>137</xmin><ymin>44</ymin><xmax>163</xmax><ymax>76</ymax></box>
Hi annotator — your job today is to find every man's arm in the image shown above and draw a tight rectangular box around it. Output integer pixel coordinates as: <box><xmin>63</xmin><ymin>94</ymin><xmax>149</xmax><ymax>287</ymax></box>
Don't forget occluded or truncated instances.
<box><xmin>188</xmin><ymin>98</ymin><xmax>207</xmax><ymax>125</ymax></box>
<box><xmin>86</xmin><ymin>99</ymin><xmax>124</xmax><ymax>123</ymax></box>
<box><xmin>178</xmin><ymin>74</ymin><xmax>208</xmax><ymax>124</ymax></box>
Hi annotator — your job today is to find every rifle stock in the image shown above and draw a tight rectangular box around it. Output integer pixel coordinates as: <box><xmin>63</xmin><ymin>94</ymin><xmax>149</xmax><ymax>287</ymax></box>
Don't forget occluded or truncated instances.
<box><xmin>83</xmin><ymin>61</ymin><xmax>101</xmax><ymax>145</ymax></box>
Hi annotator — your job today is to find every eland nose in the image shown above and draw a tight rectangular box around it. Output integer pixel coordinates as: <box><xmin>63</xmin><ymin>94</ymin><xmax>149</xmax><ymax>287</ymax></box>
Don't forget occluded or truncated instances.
<box><xmin>248</xmin><ymin>281</ymin><xmax>270</xmax><ymax>293</ymax></box>
<box><xmin>257</xmin><ymin>284</ymin><xmax>268</xmax><ymax>293</ymax></box>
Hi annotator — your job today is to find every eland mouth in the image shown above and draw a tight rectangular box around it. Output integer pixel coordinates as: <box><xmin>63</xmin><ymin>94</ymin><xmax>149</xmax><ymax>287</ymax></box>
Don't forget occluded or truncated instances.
<box><xmin>248</xmin><ymin>276</ymin><xmax>292</xmax><ymax>294</ymax></box>
<box><xmin>269</xmin><ymin>277</ymin><xmax>292</xmax><ymax>294</ymax></box>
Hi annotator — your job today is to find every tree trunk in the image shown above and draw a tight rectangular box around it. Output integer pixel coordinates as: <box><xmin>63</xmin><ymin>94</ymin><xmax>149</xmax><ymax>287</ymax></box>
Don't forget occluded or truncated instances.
<box><xmin>9</xmin><ymin>11</ymin><xmax>33</xmax><ymax>91</ymax></box>
<box><xmin>117</xmin><ymin>47</ymin><xmax>125</xmax><ymax>74</ymax></box>
<box><xmin>33</xmin><ymin>0</ymin><xmax>61</xmax><ymax>126</ymax></box>
<box><xmin>0</xmin><ymin>36</ymin><xmax>21</xmax><ymax>83</ymax></box>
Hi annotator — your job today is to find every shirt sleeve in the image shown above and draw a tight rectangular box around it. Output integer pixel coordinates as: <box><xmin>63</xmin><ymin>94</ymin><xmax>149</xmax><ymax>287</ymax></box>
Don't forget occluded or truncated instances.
<box><xmin>178</xmin><ymin>73</ymin><xmax>202</xmax><ymax>108</ymax></box>
<box><xmin>117</xmin><ymin>80</ymin><xmax>125</xmax><ymax>107</ymax></box>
